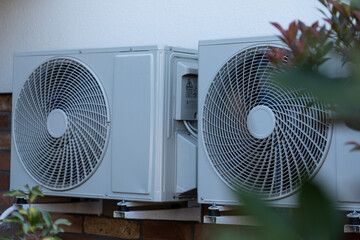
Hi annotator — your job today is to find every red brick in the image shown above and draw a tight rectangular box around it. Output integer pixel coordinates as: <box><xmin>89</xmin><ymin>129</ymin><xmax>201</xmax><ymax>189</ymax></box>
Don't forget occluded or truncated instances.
<box><xmin>84</xmin><ymin>216</ymin><xmax>139</xmax><ymax>239</ymax></box>
<box><xmin>50</xmin><ymin>213</ymin><xmax>83</xmax><ymax>234</ymax></box>
<box><xmin>36</xmin><ymin>196</ymin><xmax>73</xmax><ymax>203</ymax></box>
<box><xmin>143</xmin><ymin>220</ymin><xmax>192</xmax><ymax>240</ymax></box>
<box><xmin>0</xmin><ymin>192</ymin><xmax>13</xmax><ymax>206</ymax></box>
<box><xmin>0</xmin><ymin>114</ymin><xmax>9</xmax><ymax>131</ymax></box>
<box><xmin>343</xmin><ymin>233</ymin><xmax>360</xmax><ymax>240</ymax></box>
<box><xmin>0</xmin><ymin>152</ymin><xmax>10</xmax><ymax>171</ymax></box>
<box><xmin>58</xmin><ymin>236</ymin><xmax>92</xmax><ymax>240</ymax></box>
<box><xmin>0</xmin><ymin>94</ymin><xmax>12</xmax><ymax>111</ymax></box>
<box><xmin>0</xmin><ymin>134</ymin><xmax>11</xmax><ymax>150</ymax></box>
<box><xmin>0</xmin><ymin>173</ymin><xmax>9</xmax><ymax>190</ymax></box>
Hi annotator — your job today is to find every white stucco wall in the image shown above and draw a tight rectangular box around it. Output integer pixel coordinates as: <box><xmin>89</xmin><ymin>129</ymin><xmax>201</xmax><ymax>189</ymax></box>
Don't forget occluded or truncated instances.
<box><xmin>0</xmin><ymin>0</ymin><xmax>323</xmax><ymax>93</ymax></box>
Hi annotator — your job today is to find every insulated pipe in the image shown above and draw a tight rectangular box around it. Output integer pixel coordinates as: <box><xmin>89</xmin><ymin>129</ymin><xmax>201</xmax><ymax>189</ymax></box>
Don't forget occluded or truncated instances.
<box><xmin>0</xmin><ymin>205</ymin><xmax>20</xmax><ymax>221</ymax></box>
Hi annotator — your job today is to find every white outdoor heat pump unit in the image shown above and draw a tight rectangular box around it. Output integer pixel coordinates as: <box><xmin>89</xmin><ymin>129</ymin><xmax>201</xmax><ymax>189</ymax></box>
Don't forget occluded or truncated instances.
<box><xmin>197</xmin><ymin>36</ymin><xmax>360</xmax><ymax>210</ymax></box>
<box><xmin>11</xmin><ymin>45</ymin><xmax>198</xmax><ymax>202</ymax></box>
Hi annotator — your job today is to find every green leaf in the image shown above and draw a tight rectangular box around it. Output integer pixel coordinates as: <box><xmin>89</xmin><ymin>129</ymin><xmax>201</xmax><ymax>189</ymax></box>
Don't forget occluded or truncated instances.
<box><xmin>2</xmin><ymin>216</ymin><xmax>22</xmax><ymax>223</ymax></box>
<box><xmin>27</xmin><ymin>206</ymin><xmax>41</xmax><ymax>226</ymax></box>
<box><xmin>274</xmin><ymin>67</ymin><xmax>360</xmax><ymax>121</ymax></box>
<box><xmin>42</xmin><ymin>225</ymin><xmax>51</xmax><ymax>236</ymax></box>
<box><xmin>54</xmin><ymin>218</ymin><xmax>71</xmax><ymax>226</ymax></box>
<box><xmin>11</xmin><ymin>211</ymin><xmax>24</xmax><ymax>222</ymax></box>
<box><xmin>56</xmin><ymin>227</ymin><xmax>65</xmax><ymax>233</ymax></box>
<box><xmin>3</xmin><ymin>190</ymin><xmax>26</xmax><ymax>198</ymax></box>
<box><xmin>31</xmin><ymin>185</ymin><xmax>43</xmax><ymax>194</ymax></box>
<box><xmin>24</xmin><ymin>184</ymin><xmax>31</xmax><ymax>192</ymax></box>
<box><xmin>41</xmin><ymin>210</ymin><xmax>52</xmax><ymax>228</ymax></box>
<box><xmin>28</xmin><ymin>192</ymin><xmax>36</xmax><ymax>203</ymax></box>
<box><xmin>27</xmin><ymin>185</ymin><xmax>44</xmax><ymax>202</ymax></box>
<box><xmin>0</xmin><ymin>236</ymin><xmax>14</xmax><ymax>240</ymax></box>
<box><xmin>345</xmin><ymin>120</ymin><xmax>360</xmax><ymax>131</ymax></box>
<box><xmin>294</xmin><ymin>181</ymin><xmax>342</xmax><ymax>240</ymax></box>
<box><xmin>32</xmin><ymin>186</ymin><xmax>43</xmax><ymax>197</ymax></box>
<box><xmin>323</xmin><ymin>41</ymin><xmax>334</xmax><ymax>54</ymax></box>
<box><xmin>43</xmin><ymin>237</ymin><xmax>62</xmax><ymax>240</ymax></box>
<box><xmin>211</xmin><ymin>226</ymin><xmax>266</xmax><ymax>240</ymax></box>
<box><xmin>238</xmin><ymin>191</ymin><xmax>298</xmax><ymax>240</ymax></box>
<box><xmin>22</xmin><ymin>222</ymin><xmax>30</xmax><ymax>234</ymax></box>
<box><xmin>50</xmin><ymin>223</ymin><xmax>65</xmax><ymax>234</ymax></box>
<box><xmin>30</xmin><ymin>225</ymin><xmax>37</xmax><ymax>233</ymax></box>
<box><xmin>18</xmin><ymin>208</ymin><xmax>27</xmax><ymax>215</ymax></box>
<box><xmin>35</xmin><ymin>223</ymin><xmax>45</xmax><ymax>229</ymax></box>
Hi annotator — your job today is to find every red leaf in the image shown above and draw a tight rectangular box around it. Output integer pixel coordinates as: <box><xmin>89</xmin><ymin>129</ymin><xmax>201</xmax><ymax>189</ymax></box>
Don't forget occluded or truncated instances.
<box><xmin>346</xmin><ymin>141</ymin><xmax>360</xmax><ymax>152</ymax></box>
<box><xmin>333</xmin><ymin>1</ymin><xmax>345</xmax><ymax>15</ymax></box>
<box><xmin>311</xmin><ymin>21</ymin><xmax>319</xmax><ymax>29</ymax></box>
<box><xmin>324</xmin><ymin>18</ymin><xmax>333</xmax><ymax>25</ymax></box>
<box><xmin>274</xmin><ymin>48</ymin><xmax>286</xmax><ymax>59</ymax></box>
<box><xmin>298</xmin><ymin>21</ymin><xmax>307</xmax><ymax>32</ymax></box>
<box><xmin>346</xmin><ymin>141</ymin><xmax>360</xmax><ymax>146</ymax></box>
<box><xmin>266</xmin><ymin>47</ymin><xmax>286</xmax><ymax>66</ymax></box>
<box><xmin>309</xmin><ymin>27</ymin><xmax>321</xmax><ymax>40</ymax></box>
<box><xmin>288</xmin><ymin>21</ymin><xmax>298</xmax><ymax>43</ymax></box>
<box><xmin>352</xmin><ymin>10</ymin><xmax>360</xmax><ymax>21</ymax></box>
<box><xmin>270</xmin><ymin>22</ymin><xmax>287</xmax><ymax>37</ymax></box>
<box><xmin>295</xmin><ymin>40</ymin><xmax>305</xmax><ymax>53</ymax></box>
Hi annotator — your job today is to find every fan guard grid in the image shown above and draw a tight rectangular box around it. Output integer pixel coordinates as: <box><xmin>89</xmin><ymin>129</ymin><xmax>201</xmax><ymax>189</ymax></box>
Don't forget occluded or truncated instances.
<box><xmin>14</xmin><ymin>58</ymin><xmax>110</xmax><ymax>190</ymax></box>
<box><xmin>202</xmin><ymin>46</ymin><xmax>332</xmax><ymax>199</ymax></box>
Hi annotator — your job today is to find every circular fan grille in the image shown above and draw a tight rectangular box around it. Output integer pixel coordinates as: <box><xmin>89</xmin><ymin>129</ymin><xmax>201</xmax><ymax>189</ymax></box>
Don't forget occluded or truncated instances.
<box><xmin>14</xmin><ymin>58</ymin><xmax>110</xmax><ymax>190</ymax></box>
<box><xmin>202</xmin><ymin>46</ymin><xmax>332</xmax><ymax>199</ymax></box>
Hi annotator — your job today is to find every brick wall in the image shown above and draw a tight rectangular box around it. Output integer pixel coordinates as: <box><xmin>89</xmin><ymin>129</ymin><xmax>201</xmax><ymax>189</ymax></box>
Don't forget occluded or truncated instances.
<box><xmin>0</xmin><ymin>94</ymin><xmax>12</xmax><ymax>213</ymax></box>
<box><xmin>0</xmin><ymin>93</ymin><xmax>359</xmax><ymax>240</ymax></box>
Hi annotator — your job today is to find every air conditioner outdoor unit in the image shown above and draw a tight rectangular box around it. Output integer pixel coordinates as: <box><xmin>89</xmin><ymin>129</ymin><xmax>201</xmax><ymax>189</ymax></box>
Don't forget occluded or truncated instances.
<box><xmin>197</xmin><ymin>36</ymin><xmax>360</xmax><ymax>210</ymax></box>
<box><xmin>11</xmin><ymin>45</ymin><xmax>198</xmax><ymax>202</ymax></box>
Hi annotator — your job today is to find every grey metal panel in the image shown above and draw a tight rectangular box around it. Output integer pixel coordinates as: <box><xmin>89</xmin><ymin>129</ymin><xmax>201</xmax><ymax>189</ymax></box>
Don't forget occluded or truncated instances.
<box><xmin>14</xmin><ymin>45</ymin><xmax>160</xmax><ymax>56</ymax></box>
<box><xmin>335</xmin><ymin>122</ymin><xmax>360</xmax><ymax>203</ymax></box>
<box><xmin>14</xmin><ymin>45</ymin><xmax>197</xmax><ymax>57</ymax></box>
<box><xmin>197</xmin><ymin>35</ymin><xmax>360</xmax><ymax>210</ymax></box>
<box><xmin>176</xmin><ymin>133</ymin><xmax>197</xmax><ymax>193</ymax></box>
<box><xmin>111</xmin><ymin>53</ymin><xmax>153</xmax><ymax>195</ymax></box>
<box><xmin>199</xmin><ymin>35</ymin><xmax>279</xmax><ymax>47</ymax></box>
<box><xmin>11</xmin><ymin>45</ymin><xmax>198</xmax><ymax>203</ymax></box>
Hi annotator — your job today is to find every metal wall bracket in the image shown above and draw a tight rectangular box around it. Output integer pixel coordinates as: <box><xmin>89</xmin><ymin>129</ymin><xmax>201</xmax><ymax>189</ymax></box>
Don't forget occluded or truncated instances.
<box><xmin>22</xmin><ymin>201</ymin><xmax>103</xmax><ymax>215</ymax></box>
<box><xmin>203</xmin><ymin>215</ymin><xmax>258</xmax><ymax>225</ymax></box>
<box><xmin>114</xmin><ymin>207</ymin><xmax>200</xmax><ymax>221</ymax></box>
<box><xmin>344</xmin><ymin>224</ymin><xmax>360</xmax><ymax>233</ymax></box>
<box><xmin>113</xmin><ymin>201</ymin><xmax>200</xmax><ymax>221</ymax></box>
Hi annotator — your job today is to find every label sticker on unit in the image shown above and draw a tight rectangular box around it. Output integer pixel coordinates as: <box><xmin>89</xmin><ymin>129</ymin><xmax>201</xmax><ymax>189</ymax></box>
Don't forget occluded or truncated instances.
<box><xmin>176</xmin><ymin>74</ymin><xmax>198</xmax><ymax>120</ymax></box>
<box><xmin>185</xmin><ymin>77</ymin><xmax>198</xmax><ymax>99</ymax></box>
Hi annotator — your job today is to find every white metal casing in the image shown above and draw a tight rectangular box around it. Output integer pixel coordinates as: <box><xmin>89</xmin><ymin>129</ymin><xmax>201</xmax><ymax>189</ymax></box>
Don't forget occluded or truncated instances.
<box><xmin>11</xmin><ymin>45</ymin><xmax>198</xmax><ymax>202</ymax></box>
<box><xmin>197</xmin><ymin>36</ymin><xmax>360</xmax><ymax>210</ymax></box>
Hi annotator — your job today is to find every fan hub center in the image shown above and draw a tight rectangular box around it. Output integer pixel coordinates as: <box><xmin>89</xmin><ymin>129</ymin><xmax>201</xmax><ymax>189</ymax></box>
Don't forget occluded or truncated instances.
<box><xmin>47</xmin><ymin>109</ymin><xmax>68</xmax><ymax>138</ymax></box>
<box><xmin>247</xmin><ymin>105</ymin><xmax>275</xmax><ymax>139</ymax></box>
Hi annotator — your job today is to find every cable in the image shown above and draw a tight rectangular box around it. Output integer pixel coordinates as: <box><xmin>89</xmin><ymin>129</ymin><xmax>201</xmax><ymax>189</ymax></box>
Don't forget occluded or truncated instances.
<box><xmin>187</xmin><ymin>120</ymin><xmax>198</xmax><ymax>133</ymax></box>
<box><xmin>183</xmin><ymin>120</ymin><xmax>198</xmax><ymax>138</ymax></box>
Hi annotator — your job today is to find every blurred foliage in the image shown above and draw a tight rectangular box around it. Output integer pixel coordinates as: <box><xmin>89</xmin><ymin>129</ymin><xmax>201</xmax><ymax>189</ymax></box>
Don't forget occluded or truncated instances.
<box><xmin>228</xmin><ymin>182</ymin><xmax>344</xmax><ymax>240</ymax></box>
<box><xmin>267</xmin><ymin>0</ymin><xmax>360</xmax><ymax>145</ymax></box>
<box><xmin>217</xmin><ymin>1</ymin><xmax>360</xmax><ymax>239</ymax></box>
<box><xmin>267</xmin><ymin>0</ymin><xmax>360</xmax><ymax>66</ymax></box>
<box><xmin>1</xmin><ymin>185</ymin><xmax>71</xmax><ymax>240</ymax></box>
<box><xmin>267</xmin><ymin>0</ymin><xmax>360</xmax><ymax>124</ymax></box>
<box><xmin>267</xmin><ymin>21</ymin><xmax>332</xmax><ymax>68</ymax></box>
<box><xmin>213</xmin><ymin>181</ymin><xmax>342</xmax><ymax>240</ymax></box>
